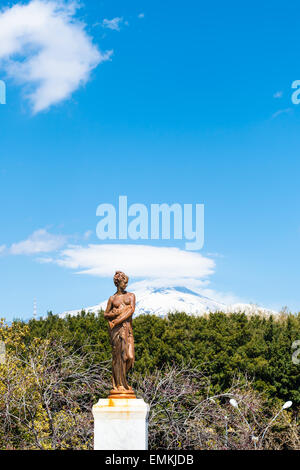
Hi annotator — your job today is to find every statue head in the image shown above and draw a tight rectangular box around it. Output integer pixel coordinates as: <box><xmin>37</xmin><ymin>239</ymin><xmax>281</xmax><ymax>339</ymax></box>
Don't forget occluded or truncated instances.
<box><xmin>113</xmin><ymin>271</ymin><xmax>129</xmax><ymax>290</ymax></box>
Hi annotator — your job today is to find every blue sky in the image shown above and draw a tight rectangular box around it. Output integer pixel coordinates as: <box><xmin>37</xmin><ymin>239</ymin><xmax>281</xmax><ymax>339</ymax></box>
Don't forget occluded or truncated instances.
<box><xmin>0</xmin><ymin>0</ymin><xmax>300</xmax><ymax>320</ymax></box>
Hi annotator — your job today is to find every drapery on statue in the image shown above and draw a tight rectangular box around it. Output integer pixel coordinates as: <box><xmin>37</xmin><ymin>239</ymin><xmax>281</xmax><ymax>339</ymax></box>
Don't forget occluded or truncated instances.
<box><xmin>104</xmin><ymin>271</ymin><xmax>136</xmax><ymax>399</ymax></box>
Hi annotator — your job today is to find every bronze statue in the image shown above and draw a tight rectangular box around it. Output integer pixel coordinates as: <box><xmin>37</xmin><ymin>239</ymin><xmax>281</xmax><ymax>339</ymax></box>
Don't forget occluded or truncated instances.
<box><xmin>104</xmin><ymin>271</ymin><xmax>136</xmax><ymax>398</ymax></box>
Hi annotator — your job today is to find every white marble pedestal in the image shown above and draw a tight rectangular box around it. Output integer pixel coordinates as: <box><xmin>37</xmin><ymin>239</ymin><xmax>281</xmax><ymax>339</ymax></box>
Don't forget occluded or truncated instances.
<box><xmin>92</xmin><ymin>398</ymin><xmax>149</xmax><ymax>450</ymax></box>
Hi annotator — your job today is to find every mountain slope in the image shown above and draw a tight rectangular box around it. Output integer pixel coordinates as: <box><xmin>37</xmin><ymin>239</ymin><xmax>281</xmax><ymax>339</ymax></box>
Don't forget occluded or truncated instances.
<box><xmin>59</xmin><ymin>285</ymin><xmax>275</xmax><ymax>318</ymax></box>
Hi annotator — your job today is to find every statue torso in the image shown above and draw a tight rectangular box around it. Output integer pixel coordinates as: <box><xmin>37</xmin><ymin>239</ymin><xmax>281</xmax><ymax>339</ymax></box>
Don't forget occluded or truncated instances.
<box><xmin>112</xmin><ymin>292</ymin><xmax>132</xmax><ymax>309</ymax></box>
<box><xmin>110</xmin><ymin>292</ymin><xmax>134</xmax><ymax>325</ymax></box>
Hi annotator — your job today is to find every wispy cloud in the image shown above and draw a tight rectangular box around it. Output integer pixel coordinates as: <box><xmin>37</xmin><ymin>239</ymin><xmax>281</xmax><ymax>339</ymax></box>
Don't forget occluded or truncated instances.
<box><xmin>40</xmin><ymin>243</ymin><xmax>215</xmax><ymax>279</ymax></box>
<box><xmin>273</xmin><ymin>91</ymin><xmax>283</xmax><ymax>99</ymax></box>
<box><xmin>83</xmin><ymin>230</ymin><xmax>93</xmax><ymax>240</ymax></box>
<box><xmin>206</xmin><ymin>252</ymin><xmax>225</xmax><ymax>259</ymax></box>
<box><xmin>0</xmin><ymin>245</ymin><xmax>6</xmax><ymax>254</ymax></box>
<box><xmin>271</xmin><ymin>108</ymin><xmax>292</xmax><ymax>119</ymax></box>
<box><xmin>0</xmin><ymin>0</ymin><xmax>111</xmax><ymax>113</ymax></box>
<box><xmin>130</xmin><ymin>278</ymin><xmax>241</xmax><ymax>306</ymax></box>
<box><xmin>102</xmin><ymin>17</ymin><xmax>124</xmax><ymax>31</ymax></box>
<box><xmin>10</xmin><ymin>229</ymin><xmax>67</xmax><ymax>255</ymax></box>
<box><xmin>138</xmin><ymin>13</ymin><xmax>145</xmax><ymax>19</ymax></box>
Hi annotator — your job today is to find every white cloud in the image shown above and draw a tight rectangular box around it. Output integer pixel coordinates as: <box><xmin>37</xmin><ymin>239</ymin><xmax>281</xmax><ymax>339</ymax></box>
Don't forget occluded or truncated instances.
<box><xmin>130</xmin><ymin>278</ymin><xmax>241</xmax><ymax>305</ymax></box>
<box><xmin>36</xmin><ymin>242</ymin><xmax>245</xmax><ymax>306</ymax></box>
<box><xmin>273</xmin><ymin>91</ymin><xmax>283</xmax><ymax>98</ymax></box>
<box><xmin>194</xmin><ymin>287</ymin><xmax>241</xmax><ymax>305</ymax></box>
<box><xmin>102</xmin><ymin>17</ymin><xmax>123</xmax><ymax>31</ymax></box>
<box><xmin>10</xmin><ymin>229</ymin><xmax>67</xmax><ymax>255</ymax></box>
<box><xmin>130</xmin><ymin>278</ymin><xmax>210</xmax><ymax>290</ymax></box>
<box><xmin>138</xmin><ymin>13</ymin><xmax>145</xmax><ymax>19</ymax></box>
<box><xmin>0</xmin><ymin>0</ymin><xmax>111</xmax><ymax>113</ymax></box>
<box><xmin>0</xmin><ymin>245</ymin><xmax>6</xmax><ymax>254</ymax></box>
<box><xmin>43</xmin><ymin>243</ymin><xmax>215</xmax><ymax>279</ymax></box>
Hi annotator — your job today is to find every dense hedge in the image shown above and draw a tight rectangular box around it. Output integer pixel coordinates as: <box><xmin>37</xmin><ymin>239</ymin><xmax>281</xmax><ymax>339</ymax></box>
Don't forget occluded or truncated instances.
<box><xmin>18</xmin><ymin>310</ymin><xmax>300</xmax><ymax>406</ymax></box>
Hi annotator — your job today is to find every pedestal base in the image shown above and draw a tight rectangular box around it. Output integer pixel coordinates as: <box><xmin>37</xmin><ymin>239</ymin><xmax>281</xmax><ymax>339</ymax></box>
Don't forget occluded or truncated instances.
<box><xmin>92</xmin><ymin>398</ymin><xmax>149</xmax><ymax>450</ymax></box>
<box><xmin>108</xmin><ymin>387</ymin><xmax>136</xmax><ymax>399</ymax></box>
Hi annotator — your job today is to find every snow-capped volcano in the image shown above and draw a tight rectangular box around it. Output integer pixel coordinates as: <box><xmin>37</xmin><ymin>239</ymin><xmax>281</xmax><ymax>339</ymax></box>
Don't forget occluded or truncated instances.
<box><xmin>59</xmin><ymin>284</ymin><xmax>275</xmax><ymax>318</ymax></box>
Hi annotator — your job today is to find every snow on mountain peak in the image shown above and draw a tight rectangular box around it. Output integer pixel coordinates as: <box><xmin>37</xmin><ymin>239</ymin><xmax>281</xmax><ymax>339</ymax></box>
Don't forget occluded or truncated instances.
<box><xmin>59</xmin><ymin>284</ymin><xmax>276</xmax><ymax>318</ymax></box>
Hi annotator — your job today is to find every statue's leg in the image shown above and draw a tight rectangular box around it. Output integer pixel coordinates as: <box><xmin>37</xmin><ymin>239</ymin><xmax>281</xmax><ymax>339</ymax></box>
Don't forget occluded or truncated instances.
<box><xmin>126</xmin><ymin>339</ymin><xmax>134</xmax><ymax>372</ymax></box>
<box><xmin>111</xmin><ymin>330</ymin><xmax>122</xmax><ymax>389</ymax></box>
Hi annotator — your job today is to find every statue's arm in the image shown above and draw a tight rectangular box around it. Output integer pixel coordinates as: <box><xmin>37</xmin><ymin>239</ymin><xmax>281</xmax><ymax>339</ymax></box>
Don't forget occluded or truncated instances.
<box><xmin>112</xmin><ymin>306</ymin><xmax>132</xmax><ymax>326</ymax></box>
<box><xmin>111</xmin><ymin>294</ymin><xmax>136</xmax><ymax>327</ymax></box>
<box><xmin>104</xmin><ymin>296</ymin><xmax>115</xmax><ymax>319</ymax></box>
